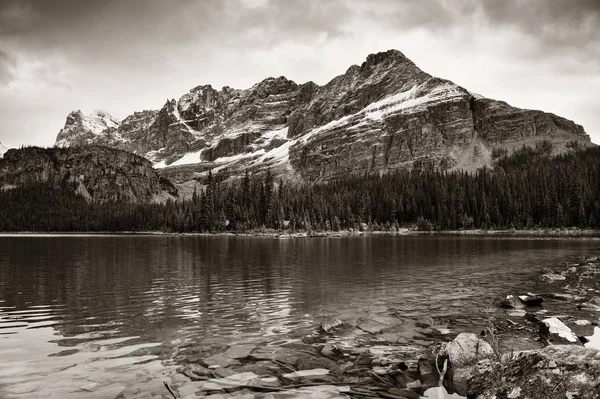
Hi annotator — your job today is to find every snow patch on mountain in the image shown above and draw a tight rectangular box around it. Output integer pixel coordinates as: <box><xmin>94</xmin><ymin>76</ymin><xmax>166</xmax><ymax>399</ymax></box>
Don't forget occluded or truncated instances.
<box><xmin>170</xmin><ymin>104</ymin><xmax>201</xmax><ymax>137</ymax></box>
<box><xmin>85</xmin><ymin>110</ymin><xmax>120</xmax><ymax>133</ymax></box>
<box><xmin>0</xmin><ymin>142</ymin><xmax>8</xmax><ymax>158</ymax></box>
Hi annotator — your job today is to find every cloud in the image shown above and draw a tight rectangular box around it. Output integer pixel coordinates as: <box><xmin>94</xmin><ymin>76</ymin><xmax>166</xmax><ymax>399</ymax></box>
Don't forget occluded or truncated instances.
<box><xmin>0</xmin><ymin>49</ymin><xmax>14</xmax><ymax>84</ymax></box>
<box><xmin>0</xmin><ymin>0</ymin><xmax>598</xmax><ymax>147</ymax></box>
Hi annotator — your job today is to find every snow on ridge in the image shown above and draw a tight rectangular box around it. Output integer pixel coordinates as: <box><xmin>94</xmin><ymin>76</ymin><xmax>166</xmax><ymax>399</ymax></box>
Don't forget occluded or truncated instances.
<box><xmin>78</xmin><ymin>110</ymin><xmax>120</xmax><ymax>135</ymax></box>
<box><xmin>0</xmin><ymin>142</ymin><xmax>8</xmax><ymax>158</ymax></box>
<box><xmin>298</xmin><ymin>80</ymin><xmax>466</xmax><ymax>145</ymax></box>
<box><xmin>153</xmin><ymin>126</ymin><xmax>290</xmax><ymax>170</ymax></box>
<box><xmin>171</xmin><ymin>103</ymin><xmax>202</xmax><ymax>137</ymax></box>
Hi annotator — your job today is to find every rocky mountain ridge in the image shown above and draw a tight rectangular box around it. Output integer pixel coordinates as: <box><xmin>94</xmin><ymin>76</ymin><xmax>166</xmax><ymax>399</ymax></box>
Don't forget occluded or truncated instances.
<box><xmin>54</xmin><ymin>50</ymin><xmax>591</xmax><ymax>182</ymax></box>
<box><xmin>0</xmin><ymin>146</ymin><xmax>175</xmax><ymax>203</ymax></box>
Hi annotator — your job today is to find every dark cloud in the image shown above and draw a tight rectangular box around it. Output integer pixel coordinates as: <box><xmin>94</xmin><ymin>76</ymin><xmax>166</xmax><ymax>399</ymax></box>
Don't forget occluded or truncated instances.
<box><xmin>0</xmin><ymin>0</ymin><xmax>350</xmax><ymax>66</ymax></box>
<box><xmin>478</xmin><ymin>0</ymin><xmax>600</xmax><ymax>55</ymax></box>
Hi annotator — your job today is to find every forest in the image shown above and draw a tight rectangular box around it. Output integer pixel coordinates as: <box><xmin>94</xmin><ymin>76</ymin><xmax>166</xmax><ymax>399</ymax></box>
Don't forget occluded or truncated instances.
<box><xmin>1</xmin><ymin>142</ymin><xmax>599</xmax><ymax>232</ymax></box>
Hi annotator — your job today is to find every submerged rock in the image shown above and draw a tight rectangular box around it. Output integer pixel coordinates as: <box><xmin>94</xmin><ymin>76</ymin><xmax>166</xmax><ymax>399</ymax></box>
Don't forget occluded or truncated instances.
<box><xmin>578</xmin><ymin>296</ymin><xmax>600</xmax><ymax>311</ymax></box>
<box><xmin>320</xmin><ymin>318</ymin><xmax>344</xmax><ymax>333</ymax></box>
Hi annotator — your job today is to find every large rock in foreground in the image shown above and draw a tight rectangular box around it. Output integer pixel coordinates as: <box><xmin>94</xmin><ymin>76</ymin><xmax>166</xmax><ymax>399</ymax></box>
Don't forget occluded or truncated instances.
<box><xmin>468</xmin><ymin>345</ymin><xmax>600</xmax><ymax>398</ymax></box>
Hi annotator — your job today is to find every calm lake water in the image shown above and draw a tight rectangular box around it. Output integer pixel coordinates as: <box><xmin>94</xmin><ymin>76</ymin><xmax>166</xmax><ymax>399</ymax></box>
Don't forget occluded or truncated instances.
<box><xmin>0</xmin><ymin>235</ymin><xmax>598</xmax><ymax>398</ymax></box>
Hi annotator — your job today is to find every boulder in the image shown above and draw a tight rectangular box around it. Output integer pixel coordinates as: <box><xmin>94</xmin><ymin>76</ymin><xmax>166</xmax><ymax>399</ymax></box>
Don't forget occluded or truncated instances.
<box><xmin>518</xmin><ymin>294</ymin><xmax>544</xmax><ymax>307</ymax></box>
<box><xmin>440</xmin><ymin>333</ymin><xmax>495</xmax><ymax>368</ymax></box>
<box><xmin>499</xmin><ymin>295</ymin><xmax>524</xmax><ymax>309</ymax></box>
<box><xmin>539</xmin><ymin>317</ymin><xmax>580</xmax><ymax>344</ymax></box>
<box><xmin>434</xmin><ymin>333</ymin><xmax>495</xmax><ymax>395</ymax></box>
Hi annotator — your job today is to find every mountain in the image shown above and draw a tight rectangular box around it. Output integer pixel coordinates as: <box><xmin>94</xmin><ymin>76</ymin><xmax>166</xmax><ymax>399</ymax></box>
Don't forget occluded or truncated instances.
<box><xmin>54</xmin><ymin>50</ymin><xmax>591</xmax><ymax>181</ymax></box>
<box><xmin>55</xmin><ymin>110</ymin><xmax>121</xmax><ymax>148</ymax></box>
<box><xmin>0</xmin><ymin>142</ymin><xmax>8</xmax><ymax>158</ymax></box>
<box><xmin>0</xmin><ymin>146</ymin><xmax>177</xmax><ymax>203</ymax></box>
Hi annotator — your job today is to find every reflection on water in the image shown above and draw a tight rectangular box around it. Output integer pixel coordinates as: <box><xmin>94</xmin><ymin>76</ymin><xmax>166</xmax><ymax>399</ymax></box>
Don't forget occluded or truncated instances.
<box><xmin>0</xmin><ymin>235</ymin><xmax>597</xmax><ymax>398</ymax></box>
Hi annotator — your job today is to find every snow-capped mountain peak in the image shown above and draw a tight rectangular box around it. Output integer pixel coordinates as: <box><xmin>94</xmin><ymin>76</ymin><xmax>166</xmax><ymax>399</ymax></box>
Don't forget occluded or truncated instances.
<box><xmin>56</xmin><ymin>110</ymin><xmax>121</xmax><ymax>147</ymax></box>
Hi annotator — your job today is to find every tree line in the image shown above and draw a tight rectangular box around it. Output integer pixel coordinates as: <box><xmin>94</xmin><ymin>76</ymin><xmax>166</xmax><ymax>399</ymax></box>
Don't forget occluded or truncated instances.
<box><xmin>1</xmin><ymin>143</ymin><xmax>599</xmax><ymax>232</ymax></box>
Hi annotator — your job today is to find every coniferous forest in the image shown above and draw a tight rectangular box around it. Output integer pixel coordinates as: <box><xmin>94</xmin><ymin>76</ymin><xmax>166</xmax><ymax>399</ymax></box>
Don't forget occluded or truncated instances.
<box><xmin>1</xmin><ymin>144</ymin><xmax>600</xmax><ymax>232</ymax></box>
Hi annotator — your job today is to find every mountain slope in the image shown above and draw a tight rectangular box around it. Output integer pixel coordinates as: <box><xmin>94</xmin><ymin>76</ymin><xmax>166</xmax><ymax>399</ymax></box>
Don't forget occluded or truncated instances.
<box><xmin>54</xmin><ymin>50</ymin><xmax>591</xmax><ymax>181</ymax></box>
<box><xmin>0</xmin><ymin>146</ymin><xmax>176</xmax><ymax>203</ymax></box>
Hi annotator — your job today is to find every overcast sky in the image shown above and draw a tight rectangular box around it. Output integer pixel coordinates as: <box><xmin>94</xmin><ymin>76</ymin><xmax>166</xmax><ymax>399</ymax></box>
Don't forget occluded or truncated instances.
<box><xmin>0</xmin><ymin>0</ymin><xmax>599</xmax><ymax>148</ymax></box>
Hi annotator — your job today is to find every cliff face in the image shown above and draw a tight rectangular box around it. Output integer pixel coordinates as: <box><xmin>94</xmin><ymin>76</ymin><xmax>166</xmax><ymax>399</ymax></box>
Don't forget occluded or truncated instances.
<box><xmin>0</xmin><ymin>146</ymin><xmax>173</xmax><ymax>203</ymax></box>
<box><xmin>54</xmin><ymin>49</ymin><xmax>591</xmax><ymax>181</ymax></box>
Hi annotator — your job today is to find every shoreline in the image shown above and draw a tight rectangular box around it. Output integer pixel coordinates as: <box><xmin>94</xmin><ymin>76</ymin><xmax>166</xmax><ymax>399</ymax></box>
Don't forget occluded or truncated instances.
<box><xmin>1</xmin><ymin>228</ymin><xmax>600</xmax><ymax>239</ymax></box>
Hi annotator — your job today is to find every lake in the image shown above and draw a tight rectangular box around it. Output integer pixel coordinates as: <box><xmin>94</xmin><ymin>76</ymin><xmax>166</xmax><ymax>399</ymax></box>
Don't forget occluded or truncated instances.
<box><xmin>0</xmin><ymin>234</ymin><xmax>598</xmax><ymax>398</ymax></box>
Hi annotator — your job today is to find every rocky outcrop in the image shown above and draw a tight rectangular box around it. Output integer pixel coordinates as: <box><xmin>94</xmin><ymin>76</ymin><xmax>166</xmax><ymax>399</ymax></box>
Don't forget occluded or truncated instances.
<box><xmin>54</xmin><ymin>49</ymin><xmax>591</xmax><ymax>181</ymax></box>
<box><xmin>0</xmin><ymin>146</ymin><xmax>173</xmax><ymax>203</ymax></box>
<box><xmin>468</xmin><ymin>345</ymin><xmax>600</xmax><ymax>399</ymax></box>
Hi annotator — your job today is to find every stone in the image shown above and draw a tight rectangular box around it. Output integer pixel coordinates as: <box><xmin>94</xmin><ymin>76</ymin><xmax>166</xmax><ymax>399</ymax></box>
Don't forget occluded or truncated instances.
<box><xmin>320</xmin><ymin>318</ymin><xmax>344</xmax><ymax>333</ymax></box>
<box><xmin>415</xmin><ymin>316</ymin><xmax>435</xmax><ymax>328</ymax></box>
<box><xmin>320</xmin><ymin>343</ymin><xmax>339</xmax><ymax>359</ymax></box>
<box><xmin>540</xmin><ymin>272</ymin><xmax>566</xmax><ymax>282</ymax></box>
<box><xmin>198</xmin><ymin>372</ymin><xmax>260</xmax><ymax>391</ymax></box>
<box><xmin>441</xmin><ymin>333</ymin><xmax>495</xmax><ymax>368</ymax></box>
<box><xmin>356</xmin><ymin>315</ymin><xmax>402</xmax><ymax>334</ymax></box>
<box><xmin>507</xmin><ymin>309</ymin><xmax>526</xmax><ymax>317</ymax></box>
<box><xmin>234</xmin><ymin>361</ymin><xmax>279</xmax><ymax>376</ymax></box>
<box><xmin>297</xmin><ymin>355</ymin><xmax>341</xmax><ymax>374</ymax></box>
<box><xmin>178</xmin><ymin>364</ymin><xmax>213</xmax><ymax>380</ymax></box>
<box><xmin>546</xmin><ymin>292</ymin><xmax>587</xmax><ymax>302</ymax></box>
<box><xmin>499</xmin><ymin>295</ymin><xmax>524</xmax><ymax>309</ymax></box>
<box><xmin>518</xmin><ymin>294</ymin><xmax>544</xmax><ymax>306</ymax></box>
<box><xmin>282</xmin><ymin>368</ymin><xmax>330</xmax><ymax>378</ymax></box>
<box><xmin>212</xmin><ymin>368</ymin><xmax>238</xmax><ymax>378</ymax></box>
<box><xmin>578</xmin><ymin>297</ymin><xmax>600</xmax><ymax>311</ymax></box>
<box><xmin>202</xmin><ymin>353</ymin><xmax>241</xmax><ymax>368</ymax></box>
<box><xmin>224</xmin><ymin>344</ymin><xmax>256</xmax><ymax>359</ymax></box>
<box><xmin>249</xmin><ymin>347</ymin><xmax>299</xmax><ymax>366</ymax></box>
<box><xmin>436</xmin><ymin>333</ymin><xmax>495</xmax><ymax>395</ymax></box>
<box><xmin>539</xmin><ymin>317</ymin><xmax>579</xmax><ymax>344</ymax></box>
<box><xmin>79</xmin><ymin>382</ymin><xmax>99</xmax><ymax>392</ymax></box>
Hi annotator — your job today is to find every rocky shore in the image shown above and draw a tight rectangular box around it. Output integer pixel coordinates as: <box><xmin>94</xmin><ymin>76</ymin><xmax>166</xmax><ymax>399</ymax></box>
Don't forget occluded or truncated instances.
<box><xmin>115</xmin><ymin>254</ymin><xmax>600</xmax><ymax>399</ymax></box>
